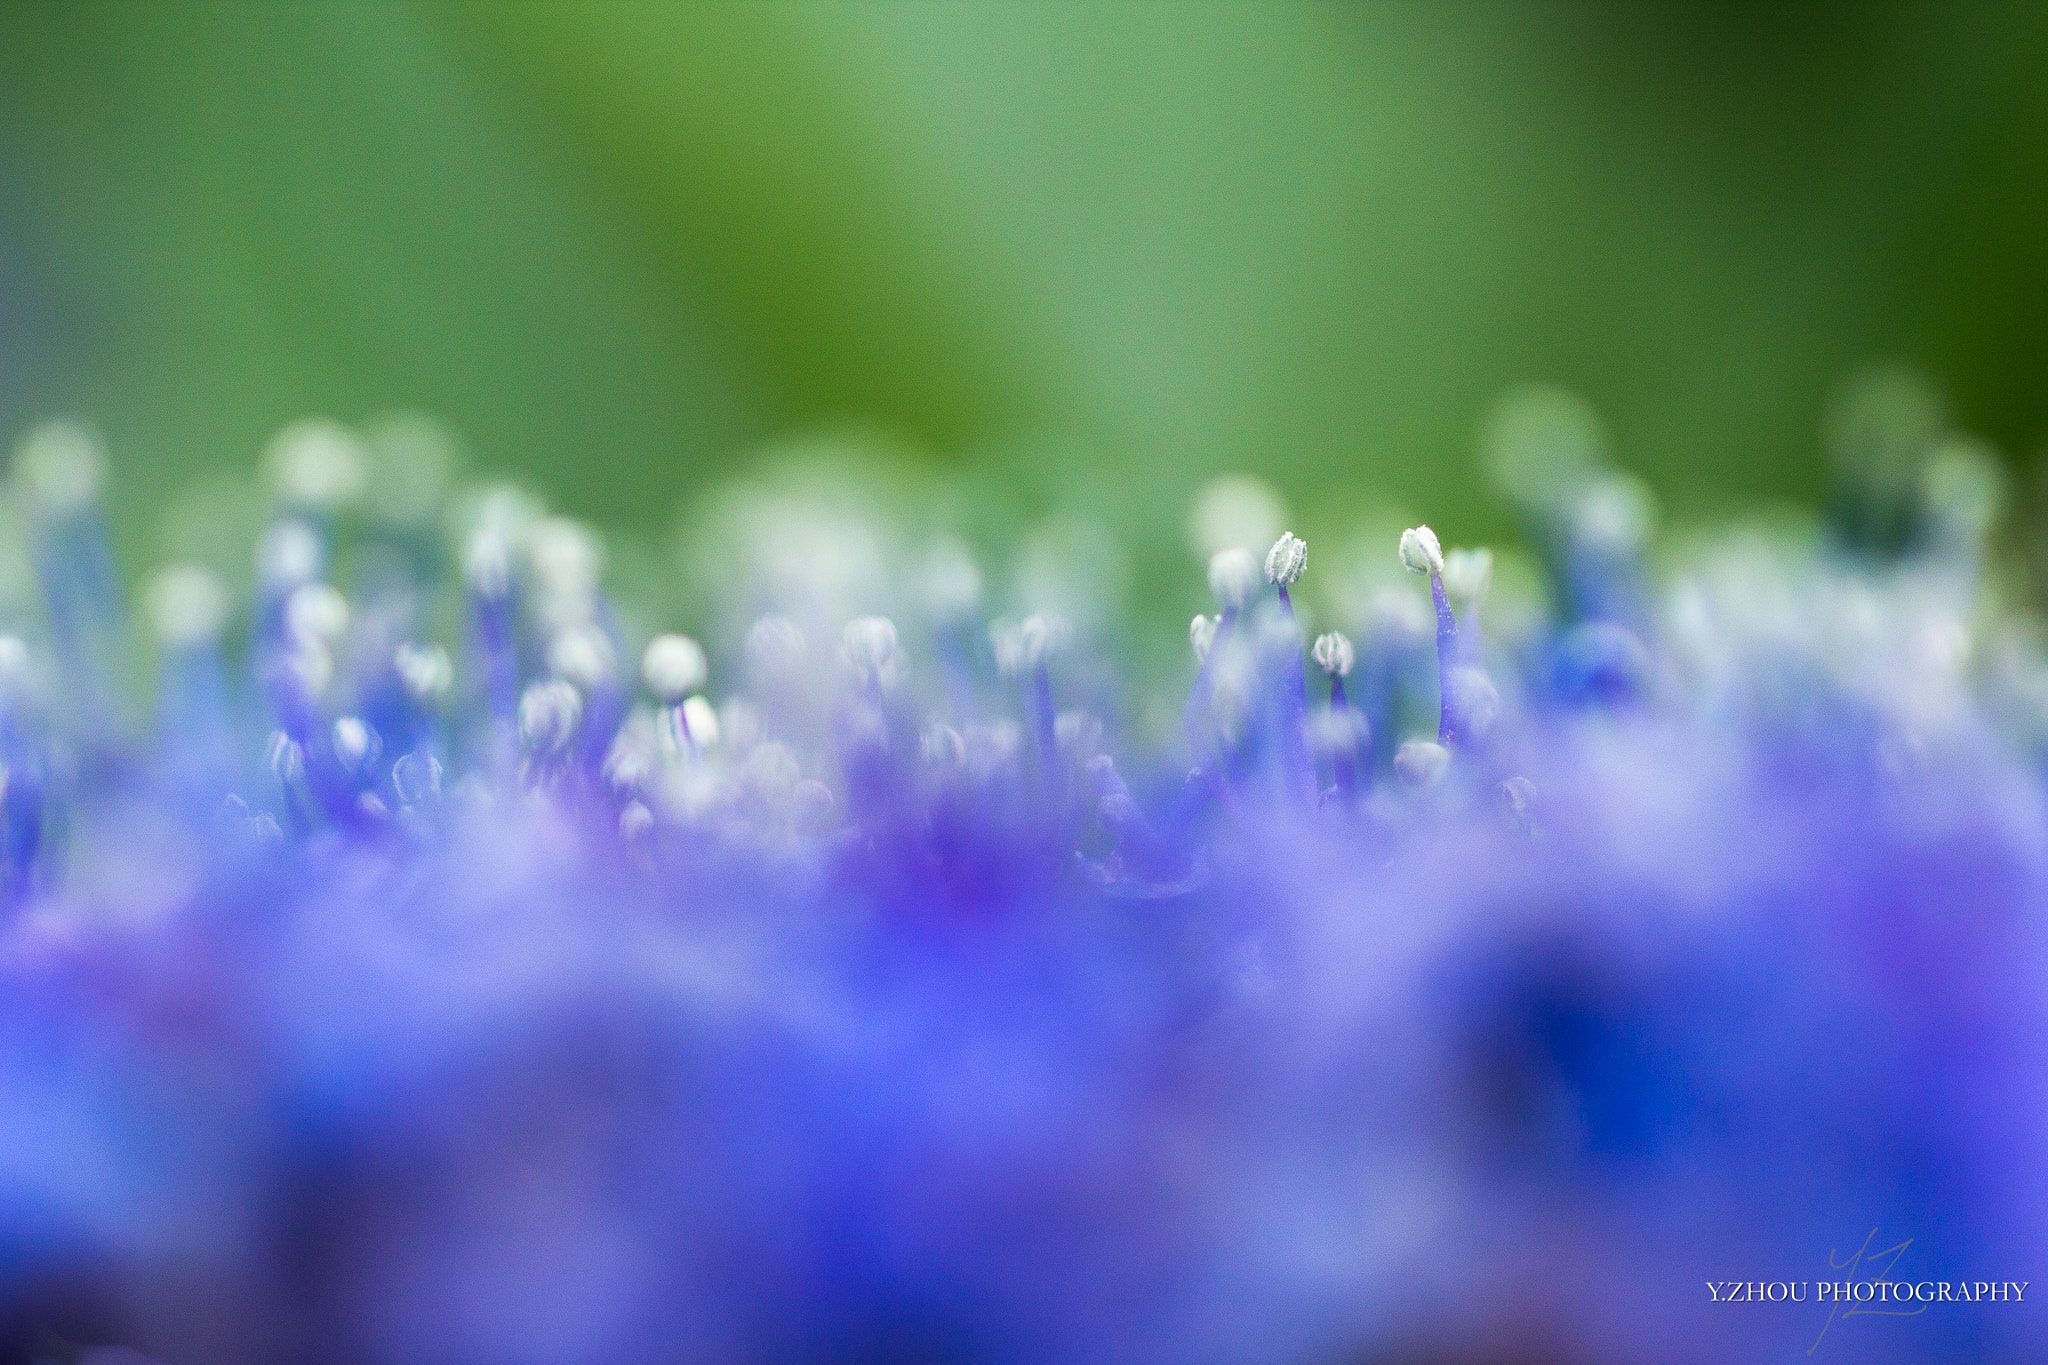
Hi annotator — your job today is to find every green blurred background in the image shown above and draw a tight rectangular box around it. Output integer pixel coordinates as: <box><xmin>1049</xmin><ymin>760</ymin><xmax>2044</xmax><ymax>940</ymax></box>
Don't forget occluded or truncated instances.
<box><xmin>2</xmin><ymin>1</ymin><xmax>2046</xmax><ymax>586</ymax></box>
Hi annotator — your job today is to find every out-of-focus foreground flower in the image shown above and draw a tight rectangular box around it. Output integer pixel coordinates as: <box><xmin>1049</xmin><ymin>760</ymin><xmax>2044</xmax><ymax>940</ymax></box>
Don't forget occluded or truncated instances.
<box><xmin>0</xmin><ymin>380</ymin><xmax>2044</xmax><ymax>1364</ymax></box>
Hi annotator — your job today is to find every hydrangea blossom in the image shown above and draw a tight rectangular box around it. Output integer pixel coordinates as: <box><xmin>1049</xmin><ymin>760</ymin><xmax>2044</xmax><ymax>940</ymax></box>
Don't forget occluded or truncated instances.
<box><xmin>0</xmin><ymin>386</ymin><xmax>2043</xmax><ymax>1365</ymax></box>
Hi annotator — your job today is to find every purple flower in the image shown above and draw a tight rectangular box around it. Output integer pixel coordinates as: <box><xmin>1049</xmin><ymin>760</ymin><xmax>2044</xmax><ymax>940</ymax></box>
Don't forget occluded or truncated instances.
<box><xmin>0</xmin><ymin>400</ymin><xmax>2042</xmax><ymax>1364</ymax></box>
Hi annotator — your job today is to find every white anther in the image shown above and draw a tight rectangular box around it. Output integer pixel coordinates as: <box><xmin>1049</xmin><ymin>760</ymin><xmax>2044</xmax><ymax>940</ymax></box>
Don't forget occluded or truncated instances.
<box><xmin>917</xmin><ymin>537</ymin><xmax>983</xmax><ymax>620</ymax></box>
<box><xmin>1311</xmin><ymin>631</ymin><xmax>1355</xmax><ymax>678</ymax></box>
<box><xmin>462</xmin><ymin>528</ymin><xmax>512</xmax><ymax>598</ymax></box>
<box><xmin>547</xmin><ymin>623</ymin><xmax>616</xmax><ymax>690</ymax></box>
<box><xmin>922</xmin><ymin>723</ymin><xmax>966</xmax><ymax>770</ymax></box>
<box><xmin>518</xmin><ymin>679</ymin><xmax>582</xmax><ymax>753</ymax></box>
<box><xmin>1442</xmin><ymin>547</ymin><xmax>1494</xmax><ymax>605</ymax></box>
<box><xmin>285</xmin><ymin>582</ymin><xmax>349</xmax><ymax>646</ymax></box>
<box><xmin>1190</xmin><ymin>614</ymin><xmax>1219</xmax><ymax>664</ymax></box>
<box><xmin>1253</xmin><ymin>598</ymin><xmax>1303</xmax><ymax>653</ymax></box>
<box><xmin>264</xmin><ymin>419</ymin><xmax>367</xmax><ymax>512</ymax></box>
<box><xmin>1019</xmin><ymin>613</ymin><xmax>1070</xmax><ymax>668</ymax></box>
<box><xmin>1263</xmin><ymin>532</ymin><xmax>1308</xmax><ymax>587</ymax></box>
<box><xmin>990</xmin><ymin>620</ymin><xmax>1024</xmax><ymax>677</ymax></box>
<box><xmin>257</xmin><ymin>520</ymin><xmax>322</xmax><ymax>591</ymax></box>
<box><xmin>266</xmin><ymin>730</ymin><xmax>305</xmax><ymax>786</ymax></box>
<box><xmin>146</xmin><ymin>564</ymin><xmax>230</xmax><ymax>649</ymax></box>
<box><xmin>745</xmin><ymin>615</ymin><xmax>806</xmax><ymax>680</ymax></box>
<box><xmin>619</xmin><ymin>801</ymin><xmax>656</xmax><ymax>841</ymax></box>
<box><xmin>525</xmin><ymin>517</ymin><xmax>602</xmax><ymax>601</ymax></box>
<box><xmin>842</xmin><ymin>616</ymin><xmax>900</xmax><ymax>688</ymax></box>
<box><xmin>603</xmin><ymin>710</ymin><xmax>658</xmax><ymax>789</ymax></box>
<box><xmin>1573</xmin><ymin>475</ymin><xmax>1655</xmax><ymax>556</ymax></box>
<box><xmin>392</xmin><ymin>642</ymin><xmax>453</xmax><ymax>704</ymax></box>
<box><xmin>680</xmin><ymin>695</ymin><xmax>719</xmax><ymax>748</ymax></box>
<box><xmin>1206</xmin><ymin>548</ymin><xmax>1260</xmax><ymax>610</ymax></box>
<box><xmin>1399</xmin><ymin>525</ymin><xmax>1445</xmax><ymax>578</ymax></box>
<box><xmin>1187</xmin><ymin>474</ymin><xmax>1287</xmax><ymax>560</ymax></box>
<box><xmin>0</xmin><ymin>637</ymin><xmax>30</xmax><ymax>692</ymax></box>
<box><xmin>332</xmin><ymin>716</ymin><xmax>379</xmax><ymax>773</ymax></box>
<box><xmin>1393</xmin><ymin>739</ymin><xmax>1450</xmax><ymax>787</ymax></box>
<box><xmin>391</xmin><ymin>752</ymin><xmax>442</xmax><ymax>805</ymax></box>
<box><xmin>1497</xmin><ymin>776</ymin><xmax>1536</xmax><ymax>832</ymax></box>
<box><xmin>14</xmin><ymin>419</ymin><xmax>107</xmax><ymax>517</ymax></box>
<box><xmin>641</xmin><ymin>633</ymin><xmax>707</xmax><ymax>704</ymax></box>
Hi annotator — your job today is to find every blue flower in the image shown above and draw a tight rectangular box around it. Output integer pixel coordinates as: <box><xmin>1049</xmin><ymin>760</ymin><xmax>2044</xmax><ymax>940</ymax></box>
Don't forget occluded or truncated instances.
<box><xmin>0</xmin><ymin>395</ymin><xmax>2043</xmax><ymax>1364</ymax></box>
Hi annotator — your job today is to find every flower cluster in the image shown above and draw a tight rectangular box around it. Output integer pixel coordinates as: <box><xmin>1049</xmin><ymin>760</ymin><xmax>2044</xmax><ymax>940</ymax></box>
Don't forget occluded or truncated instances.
<box><xmin>0</xmin><ymin>383</ymin><xmax>2044</xmax><ymax>1364</ymax></box>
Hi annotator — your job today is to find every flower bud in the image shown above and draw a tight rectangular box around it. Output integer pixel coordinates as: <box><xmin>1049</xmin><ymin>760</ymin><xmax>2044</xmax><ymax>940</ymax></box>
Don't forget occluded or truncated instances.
<box><xmin>1190</xmin><ymin>614</ymin><xmax>1219</xmax><ymax>664</ymax></box>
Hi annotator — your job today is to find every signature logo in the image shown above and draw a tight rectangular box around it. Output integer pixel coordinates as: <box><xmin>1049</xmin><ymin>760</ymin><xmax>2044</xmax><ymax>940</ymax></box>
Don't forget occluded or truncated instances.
<box><xmin>1809</xmin><ymin>1228</ymin><xmax>1922</xmax><ymax>1354</ymax></box>
<box><xmin>1703</xmin><ymin>1229</ymin><xmax>2026</xmax><ymax>1356</ymax></box>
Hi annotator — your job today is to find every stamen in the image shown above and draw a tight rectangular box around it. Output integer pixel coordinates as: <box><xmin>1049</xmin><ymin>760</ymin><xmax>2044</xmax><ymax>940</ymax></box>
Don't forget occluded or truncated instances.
<box><xmin>1400</xmin><ymin>525</ymin><xmax>1461</xmax><ymax>746</ymax></box>
<box><xmin>1207</xmin><ymin>549</ymin><xmax>1260</xmax><ymax>613</ymax></box>
<box><xmin>1264</xmin><ymin>533</ymin><xmax>1315</xmax><ymax>804</ymax></box>
<box><xmin>1311</xmin><ymin>631</ymin><xmax>1354</xmax><ymax>680</ymax></box>
<box><xmin>1014</xmin><ymin>613</ymin><xmax>1070</xmax><ymax>797</ymax></box>
<box><xmin>1443</xmin><ymin>547</ymin><xmax>1493</xmax><ymax>661</ymax></box>
<box><xmin>917</xmin><ymin>537</ymin><xmax>983</xmax><ymax>622</ymax></box>
<box><xmin>548</xmin><ymin>625</ymin><xmax>616</xmax><ymax>692</ymax></box>
<box><xmin>258</xmin><ymin>520</ymin><xmax>324</xmax><ymax>596</ymax></box>
<box><xmin>391</xmin><ymin>752</ymin><xmax>442</xmax><ymax>807</ymax></box>
<box><xmin>679</xmin><ymin>696</ymin><xmax>720</xmax><ymax>749</ymax></box>
<box><xmin>518</xmin><ymin>680</ymin><xmax>583</xmax><ymax>756</ymax></box>
<box><xmin>14</xmin><ymin>419</ymin><xmax>107</xmax><ymax>521</ymax></box>
<box><xmin>618</xmin><ymin>800</ymin><xmax>656</xmax><ymax>842</ymax></box>
<box><xmin>146</xmin><ymin>565</ymin><xmax>230</xmax><ymax>651</ymax></box>
<box><xmin>16</xmin><ymin>420</ymin><xmax>127</xmax><ymax>735</ymax></box>
<box><xmin>1497</xmin><ymin>775</ymin><xmax>1537</xmax><ymax>835</ymax></box>
<box><xmin>746</xmin><ymin>616</ymin><xmax>807</xmax><ymax>683</ymax></box>
<box><xmin>1313</xmin><ymin>631</ymin><xmax>1359</xmax><ymax>799</ymax></box>
<box><xmin>284</xmin><ymin>583</ymin><xmax>349</xmax><ymax>649</ymax></box>
<box><xmin>393</xmin><ymin>644</ymin><xmax>454</xmax><ymax>706</ymax></box>
<box><xmin>843</xmin><ymin>617</ymin><xmax>901</xmax><ymax>692</ymax></box>
<box><xmin>1263</xmin><ymin>532</ymin><xmax>1307</xmax><ymax>588</ymax></box>
<box><xmin>264</xmin><ymin>420</ymin><xmax>368</xmax><ymax>516</ymax></box>
<box><xmin>332</xmin><ymin>717</ymin><xmax>380</xmax><ymax>776</ymax></box>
